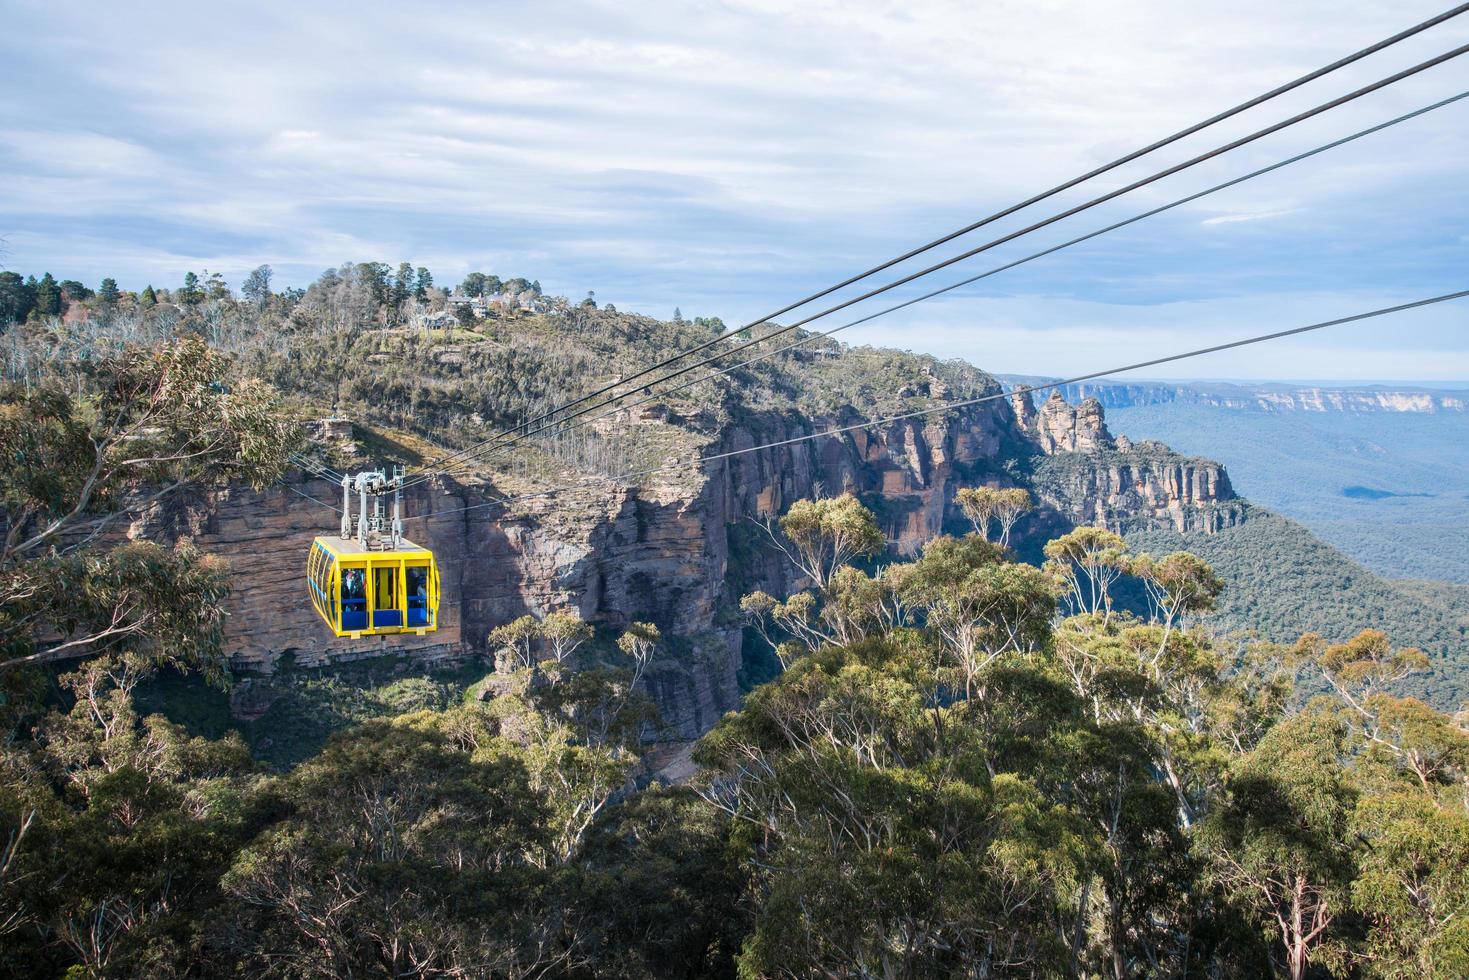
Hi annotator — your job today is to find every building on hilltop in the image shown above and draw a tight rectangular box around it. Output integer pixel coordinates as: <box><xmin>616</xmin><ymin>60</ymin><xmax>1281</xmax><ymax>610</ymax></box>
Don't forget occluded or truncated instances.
<box><xmin>414</xmin><ymin>309</ymin><xmax>458</xmax><ymax>330</ymax></box>
<box><xmin>445</xmin><ymin>291</ymin><xmax>489</xmax><ymax>319</ymax></box>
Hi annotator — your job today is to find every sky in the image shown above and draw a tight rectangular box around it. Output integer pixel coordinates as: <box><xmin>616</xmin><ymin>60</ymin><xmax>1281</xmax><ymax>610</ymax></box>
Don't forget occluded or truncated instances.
<box><xmin>2</xmin><ymin>0</ymin><xmax>1467</xmax><ymax>381</ymax></box>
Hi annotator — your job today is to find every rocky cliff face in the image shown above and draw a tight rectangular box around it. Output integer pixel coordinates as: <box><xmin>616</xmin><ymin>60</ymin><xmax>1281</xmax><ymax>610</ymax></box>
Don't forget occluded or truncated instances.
<box><xmin>1012</xmin><ymin>389</ymin><xmax>1245</xmax><ymax>535</ymax></box>
<box><xmin>1025</xmin><ymin>391</ymin><xmax>1113</xmax><ymax>453</ymax></box>
<box><xmin>1030</xmin><ymin>448</ymin><xmax>1244</xmax><ymax>535</ymax></box>
<box><xmin>134</xmin><ymin>382</ymin><xmax>1239</xmax><ymax>740</ymax></box>
<box><xmin>713</xmin><ymin>399</ymin><xmax>1017</xmax><ymax>556</ymax></box>
<box><xmin>131</xmin><ymin>392</ymin><xmax>1019</xmax><ymax>733</ymax></box>
<box><xmin>140</xmin><ymin>469</ymin><xmax>743</xmax><ymax>740</ymax></box>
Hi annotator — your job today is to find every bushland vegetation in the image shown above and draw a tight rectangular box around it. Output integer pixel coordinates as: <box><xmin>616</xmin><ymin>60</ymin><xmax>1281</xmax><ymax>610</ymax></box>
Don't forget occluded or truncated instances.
<box><xmin>1</xmin><ymin>264</ymin><xmax>996</xmax><ymax>491</ymax></box>
<box><xmin>4</xmin><ymin>271</ymin><xmax>1467</xmax><ymax>977</ymax></box>
<box><xmin>1130</xmin><ymin>507</ymin><xmax>1469</xmax><ymax>710</ymax></box>
<box><xmin>4</xmin><ymin>476</ymin><xmax>1468</xmax><ymax>975</ymax></box>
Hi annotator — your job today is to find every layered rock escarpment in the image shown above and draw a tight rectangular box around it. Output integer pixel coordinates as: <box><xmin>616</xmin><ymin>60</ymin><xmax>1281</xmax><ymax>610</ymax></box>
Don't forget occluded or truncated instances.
<box><xmin>139</xmin><ymin>471</ymin><xmax>743</xmax><ymax>740</ymax></box>
<box><xmin>1000</xmin><ymin>376</ymin><xmax>1469</xmax><ymax>413</ymax></box>
<box><xmin>130</xmin><ymin>391</ymin><xmax>1021</xmax><ymax>733</ymax></box>
<box><xmin>1014</xmin><ymin>390</ymin><xmax>1245</xmax><ymax>534</ymax></box>
<box><xmin>131</xmin><ymin>379</ymin><xmax>1240</xmax><ymax>739</ymax></box>
<box><xmin>713</xmin><ymin>399</ymin><xmax>1017</xmax><ymax>555</ymax></box>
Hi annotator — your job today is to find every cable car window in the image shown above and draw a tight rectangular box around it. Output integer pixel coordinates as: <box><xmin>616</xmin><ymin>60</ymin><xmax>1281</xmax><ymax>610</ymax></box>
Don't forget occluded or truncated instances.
<box><xmin>406</xmin><ymin>565</ymin><xmax>429</xmax><ymax>627</ymax></box>
<box><xmin>341</xmin><ymin>567</ymin><xmax>368</xmax><ymax>630</ymax></box>
<box><xmin>307</xmin><ymin>531</ymin><xmax>437</xmax><ymax>637</ymax></box>
<box><xmin>373</xmin><ymin>566</ymin><xmax>402</xmax><ymax>628</ymax></box>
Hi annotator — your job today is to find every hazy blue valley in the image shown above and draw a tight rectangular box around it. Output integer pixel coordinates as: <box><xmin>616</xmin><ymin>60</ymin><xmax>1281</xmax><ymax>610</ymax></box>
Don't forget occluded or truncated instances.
<box><xmin>1007</xmin><ymin>377</ymin><xmax>1469</xmax><ymax>583</ymax></box>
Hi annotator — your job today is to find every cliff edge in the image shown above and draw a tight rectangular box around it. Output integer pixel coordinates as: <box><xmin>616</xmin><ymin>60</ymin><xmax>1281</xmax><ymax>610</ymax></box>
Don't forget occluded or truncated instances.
<box><xmin>133</xmin><ymin>368</ymin><xmax>1244</xmax><ymax>741</ymax></box>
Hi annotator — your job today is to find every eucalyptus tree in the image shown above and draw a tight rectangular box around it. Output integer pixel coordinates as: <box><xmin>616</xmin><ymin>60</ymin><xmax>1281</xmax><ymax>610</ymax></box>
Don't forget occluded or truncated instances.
<box><xmin>1201</xmin><ymin>709</ymin><xmax>1357</xmax><ymax>980</ymax></box>
<box><xmin>1043</xmin><ymin>526</ymin><xmax>1131</xmax><ymax>620</ymax></box>
<box><xmin>0</xmin><ymin>646</ymin><xmax>261</xmax><ymax>976</ymax></box>
<box><xmin>220</xmin><ymin>711</ymin><xmax>560</xmax><ymax>978</ymax></box>
<box><xmin>0</xmin><ymin>334</ymin><xmax>299</xmax><ymax>674</ymax></box>
<box><xmin>489</xmin><ymin>615</ymin><xmax>542</xmax><ymax>671</ymax></box>
<box><xmin>1130</xmin><ymin>550</ymin><xmax>1224</xmax><ymax>652</ymax></box>
<box><xmin>955</xmin><ymin>485</ymin><xmax>999</xmax><ymax>540</ymax></box>
<box><xmin>240</xmin><ymin>264</ymin><xmax>272</xmax><ymax>309</ymax></box>
<box><xmin>759</xmin><ymin>492</ymin><xmax>884</xmax><ymax>591</ymax></box>
<box><xmin>992</xmin><ymin>486</ymin><xmax>1032</xmax><ymax>547</ymax></box>
<box><xmin>1299</xmin><ymin>629</ymin><xmax>1469</xmax><ymax>976</ymax></box>
<box><xmin>900</xmin><ymin>534</ymin><xmax>1053</xmax><ymax>699</ymax></box>
<box><xmin>955</xmin><ymin>485</ymin><xmax>1032</xmax><ymax>547</ymax></box>
<box><xmin>696</xmin><ymin>636</ymin><xmax>1085</xmax><ymax>979</ymax></box>
<box><xmin>541</xmin><ymin>611</ymin><xmax>594</xmax><ymax>667</ymax></box>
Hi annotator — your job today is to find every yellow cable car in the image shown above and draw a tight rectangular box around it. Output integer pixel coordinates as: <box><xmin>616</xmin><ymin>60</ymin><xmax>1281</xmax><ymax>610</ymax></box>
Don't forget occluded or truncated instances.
<box><xmin>306</xmin><ymin>467</ymin><xmax>440</xmax><ymax>638</ymax></box>
<box><xmin>307</xmin><ymin>536</ymin><xmax>440</xmax><ymax>637</ymax></box>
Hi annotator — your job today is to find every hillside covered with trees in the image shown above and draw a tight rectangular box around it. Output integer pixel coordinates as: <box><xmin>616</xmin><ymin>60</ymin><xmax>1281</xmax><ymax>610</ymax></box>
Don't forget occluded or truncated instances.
<box><xmin>3</xmin><ymin>266</ymin><xmax>1469</xmax><ymax>977</ymax></box>
<box><xmin>1130</xmin><ymin>508</ymin><xmax>1469</xmax><ymax>708</ymax></box>
<box><xmin>1</xmin><ymin>262</ymin><xmax>995</xmax><ymax>478</ymax></box>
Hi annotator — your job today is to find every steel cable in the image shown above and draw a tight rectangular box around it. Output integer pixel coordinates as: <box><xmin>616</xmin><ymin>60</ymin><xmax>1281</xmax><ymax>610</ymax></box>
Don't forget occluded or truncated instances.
<box><xmin>401</xmin><ymin>44</ymin><xmax>1469</xmax><ymax>488</ymax></box>
<box><xmin>402</xmin><ymin>4</ymin><xmax>1469</xmax><ymax>485</ymax></box>
<box><xmin>429</xmin><ymin>290</ymin><xmax>1469</xmax><ymax>515</ymax></box>
<box><xmin>424</xmin><ymin>90</ymin><xmax>1469</xmax><ymax>477</ymax></box>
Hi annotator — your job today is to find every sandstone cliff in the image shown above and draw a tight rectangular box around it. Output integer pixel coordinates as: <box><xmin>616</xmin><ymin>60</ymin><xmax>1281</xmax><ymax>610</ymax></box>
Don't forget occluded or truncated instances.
<box><xmin>1025</xmin><ymin>391</ymin><xmax>1112</xmax><ymax>453</ymax></box>
<box><xmin>1013</xmin><ymin>389</ymin><xmax>1245</xmax><ymax>535</ymax></box>
<box><xmin>133</xmin><ymin>380</ymin><xmax>1239</xmax><ymax>741</ymax></box>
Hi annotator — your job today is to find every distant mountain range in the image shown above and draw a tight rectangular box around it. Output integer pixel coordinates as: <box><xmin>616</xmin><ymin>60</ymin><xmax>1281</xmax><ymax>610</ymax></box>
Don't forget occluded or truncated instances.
<box><xmin>998</xmin><ymin>376</ymin><xmax>1469</xmax><ymax>413</ymax></box>
<box><xmin>997</xmin><ymin>376</ymin><xmax>1469</xmax><ymax>584</ymax></box>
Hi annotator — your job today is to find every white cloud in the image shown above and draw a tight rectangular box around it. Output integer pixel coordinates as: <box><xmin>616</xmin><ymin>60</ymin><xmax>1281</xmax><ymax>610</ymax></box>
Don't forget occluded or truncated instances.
<box><xmin>1201</xmin><ymin>209</ymin><xmax>1300</xmax><ymax>226</ymax></box>
<box><xmin>0</xmin><ymin>0</ymin><xmax>1466</xmax><ymax>379</ymax></box>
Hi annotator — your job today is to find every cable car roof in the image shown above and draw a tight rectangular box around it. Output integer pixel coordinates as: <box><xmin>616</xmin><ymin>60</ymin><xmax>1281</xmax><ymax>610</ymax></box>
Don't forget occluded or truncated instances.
<box><xmin>313</xmin><ymin>536</ymin><xmax>433</xmax><ymax>558</ymax></box>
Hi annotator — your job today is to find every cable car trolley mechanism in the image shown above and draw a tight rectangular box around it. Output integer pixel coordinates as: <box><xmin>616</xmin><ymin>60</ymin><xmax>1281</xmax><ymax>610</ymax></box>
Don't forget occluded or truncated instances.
<box><xmin>306</xmin><ymin>466</ymin><xmax>440</xmax><ymax>638</ymax></box>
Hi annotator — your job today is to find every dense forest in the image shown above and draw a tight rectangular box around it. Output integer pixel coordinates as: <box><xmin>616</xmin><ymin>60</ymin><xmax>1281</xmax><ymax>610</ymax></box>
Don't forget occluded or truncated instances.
<box><xmin>3</xmin><ymin>268</ymin><xmax>1469</xmax><ymax>977</ymax></box>
<box><xmin>1129</xmin><ymin>508</ymin><xmax>1469</xmax><ymax>709</ymax></box>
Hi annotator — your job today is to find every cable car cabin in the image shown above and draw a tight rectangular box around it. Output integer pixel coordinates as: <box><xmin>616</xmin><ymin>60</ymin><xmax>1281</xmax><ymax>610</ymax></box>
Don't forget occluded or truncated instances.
<box><xmin>307</xmin><ymin>536</ymin><xmax>440</xmax><ymax>638</ymax></box>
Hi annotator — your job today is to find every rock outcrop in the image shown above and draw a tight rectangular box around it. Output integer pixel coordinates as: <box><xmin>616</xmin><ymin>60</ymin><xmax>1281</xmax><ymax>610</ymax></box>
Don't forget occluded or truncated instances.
<box><xmin>713</xmin><ymin>399</ymin><xmax>1016</xmax><ymax>557</ymax></box>
<box><xmin>1031</xmin><ymin>391</ymin><xmax>1112</xmax><ymax>453</ymax></box>
<box><xmin>1010</xmin><ymin>389</ymin><xmax>1245</xmax><ymax>535</ymax></box>
<box><xmin>1030</xmin><ymin>445</ymin><xmax>1245</xmax><ymax>534</ymax></box>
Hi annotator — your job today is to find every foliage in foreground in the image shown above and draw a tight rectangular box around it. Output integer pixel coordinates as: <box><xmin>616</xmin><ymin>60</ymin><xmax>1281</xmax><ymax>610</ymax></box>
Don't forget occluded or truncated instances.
<box><xmin>3</xmin><ymin>471</ymin><xmax>1469</xmax><ymax>979</ymax></box>
<box><xmin>0</xmin><ymin>334</ymin><xmax>300</xmax><ymax>678</ymax></box>
<box><xmin>716</xmin><ymin>497</ymin><xmax>1469</xmax><ymax>978</ymax></box>
<box><xmin>6</xmin><ymin>273</ymin><xmax>1467</xmax><ymax>977</ymax></box>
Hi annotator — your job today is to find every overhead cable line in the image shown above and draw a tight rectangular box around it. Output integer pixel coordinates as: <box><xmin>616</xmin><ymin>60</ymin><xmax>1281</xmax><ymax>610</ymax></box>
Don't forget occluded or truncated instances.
<box><xmin>427</xmin><ymin>290</ymin><xmax>1469</xmax><ymax>515</ymax></box>
<box><xmin>279</xmin><ymin>480</ymin><xmax>339</xmax><ymax>511</ymax></box>
<box><xmin>402</xmin><ymin>3</ymin><xmax>1469</xmax><ymax>485</ymax></box>
<box><xmin>289</xmin><ymin>451</ymin><xmax>346</xmax><ymax>484</ymax></box>
<box><xmin>401</xmin><ymin>44</ymin><xmax>1469</xmax><ymax>489</ymax></box>
<box><xmin>281</xmin><ymin>449</ymin><xmax>349</xmax><ymax>511</ymax></box>
<box><xmin>421</xmin><ymin>90</ymin><xmax>1469</xmax><ymax>476</ymax></box>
